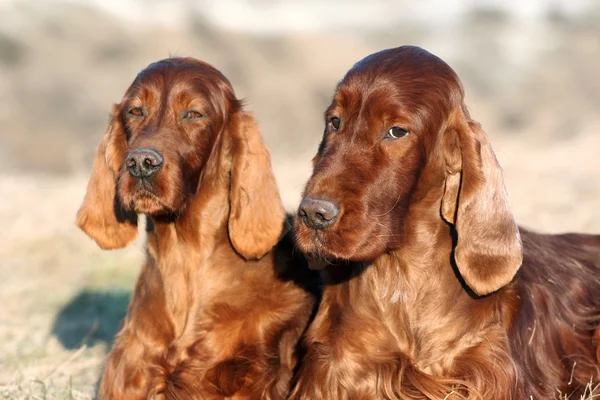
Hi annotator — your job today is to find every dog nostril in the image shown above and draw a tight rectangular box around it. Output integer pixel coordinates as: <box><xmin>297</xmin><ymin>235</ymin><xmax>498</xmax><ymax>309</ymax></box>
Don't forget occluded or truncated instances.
<box><xmin>298</xmin><ymin>208</ymin><xmax>308</xmax><ymax>219</ymax></box>
<box><xmin>298</xmin><ymin>197</ymin><xmax>340</xmax><ymax>230</ymax></box>
<box><xmin>126</xmin><ymin>148</ymin><xmax>163</xmax><ymax>178</ymax></box>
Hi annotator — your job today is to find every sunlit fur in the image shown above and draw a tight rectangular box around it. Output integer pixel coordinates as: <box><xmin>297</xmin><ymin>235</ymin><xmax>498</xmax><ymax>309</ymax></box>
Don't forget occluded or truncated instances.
<box><xmin>291</xmin><ymin>46</ymin><xmax>600</xmax><ymax>399</ymax></box>
<box><xmin>76</xmin><ymin>58</ymin><xmax>318</xmax><ymax>399</ymax></box>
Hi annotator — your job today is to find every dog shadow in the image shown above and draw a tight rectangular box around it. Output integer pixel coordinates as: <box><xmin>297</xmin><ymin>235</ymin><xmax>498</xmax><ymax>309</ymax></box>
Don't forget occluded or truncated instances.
<box><xmin>51</xmin><ymin>289</ymin><xmax>130</xmax><ymax>349</ymax></box>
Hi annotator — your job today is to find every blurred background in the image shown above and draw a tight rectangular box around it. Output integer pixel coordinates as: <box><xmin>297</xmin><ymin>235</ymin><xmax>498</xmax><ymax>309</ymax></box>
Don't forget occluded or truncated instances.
<box><xmin>0</xmin><ymin>0</ymin><xmax>599</xmax><ymax>398</ymax></box>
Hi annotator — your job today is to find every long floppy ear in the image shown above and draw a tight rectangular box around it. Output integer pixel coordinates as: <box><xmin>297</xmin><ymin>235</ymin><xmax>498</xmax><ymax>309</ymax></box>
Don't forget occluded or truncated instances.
<box><xmin>76</xmin><ymin>105</ymin><xmax>138</xmax><ymax>249</ymax></box>
<box><xmin>441</xmin><ymin>114</ymin><xmax>522</xmax><ymax>296</ymax></box>
<box><xmin>228</xmin><ymin>112</ymin><xmax>285</xmax><ymax>260</ymax></box>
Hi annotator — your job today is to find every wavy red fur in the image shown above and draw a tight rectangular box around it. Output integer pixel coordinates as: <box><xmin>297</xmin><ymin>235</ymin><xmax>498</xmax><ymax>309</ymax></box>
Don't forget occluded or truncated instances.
<box><xmin>76</xmin><ymin>58</ymin><xmax>318</xmax><ymax>399</ymax></box>
<box><xmin>291</xmin><ymin>46</ymin><xmax>600</xmax><ymax>399</ymax></box>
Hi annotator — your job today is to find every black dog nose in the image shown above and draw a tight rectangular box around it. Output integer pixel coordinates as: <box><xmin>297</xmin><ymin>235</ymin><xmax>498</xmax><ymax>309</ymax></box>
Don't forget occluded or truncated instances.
<box><xmin>126</xmin><ymin>148</ymin><xmax>163</xmax><ymax>178</ymax></box>
<box><xmin>298</xmin><ymin>197</ymin><xmax>340</xmax><ymax>230</ymax></box>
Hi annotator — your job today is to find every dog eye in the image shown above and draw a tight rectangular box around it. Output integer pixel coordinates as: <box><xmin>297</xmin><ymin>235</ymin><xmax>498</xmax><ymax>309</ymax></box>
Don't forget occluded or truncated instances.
<box><xmin>386</xmin><ymin>126</ymin><xmax>409</xmax><ymax>139</ymax></box>
<box><xmin>328</xmin><ymin>117</ymin><xmax>341</xmax><ymax>131</ymax></box>
<box><xmin>183</xmin><ymin>110</ymin><xmax>203</xmax><ymax>120</ymax></box>
<box><xmin>128</xmin><ymin>107</ymin><xmax>144</xmax><ymax>117</ymax></box>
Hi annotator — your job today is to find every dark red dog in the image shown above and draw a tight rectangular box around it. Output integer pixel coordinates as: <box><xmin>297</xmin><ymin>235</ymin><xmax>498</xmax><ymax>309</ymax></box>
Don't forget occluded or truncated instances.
<box><xmin>76</xmin><ymin>58</ymin><xmax>317</xmax><ymax>399</ymax></box>
<box><xmin>291</xmin><ymin>46</ymin><xmax>600</xmax><ymax>399</ymax></box>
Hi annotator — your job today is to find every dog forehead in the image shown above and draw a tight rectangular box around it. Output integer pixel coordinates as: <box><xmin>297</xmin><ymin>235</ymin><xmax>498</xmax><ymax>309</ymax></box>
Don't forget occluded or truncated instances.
<box><xmin>349</xmin><ymin>46</ymin><xmax>455</xmax><ymax>80</ymax></box>
<box><xmin>130</xmin><ymin>59</ymin><xmax>229</xmax><ymax>94</ymax></box>
<box><xmin>331</xmin><ymin>78</ymin><xmax>433</xmax><ymax>132</ymax></box>
<box><xmin>139</xmin><ymin>57</ymin><xmax>225</xmax><ymax>80</ymax></box>
<box><xmin>331</xmin><ymin>57</ymin><xmax>464</xmax><ymax>139</ymax></box>
<box><xmin>122</xmin><ymin>72</ymin><xmax>215</xmax><ymax>111</ymax></box>
<box><xmin>340</xmin><ymin>46</ymin><xmax>464</xmax><ymax>106</ymax></box>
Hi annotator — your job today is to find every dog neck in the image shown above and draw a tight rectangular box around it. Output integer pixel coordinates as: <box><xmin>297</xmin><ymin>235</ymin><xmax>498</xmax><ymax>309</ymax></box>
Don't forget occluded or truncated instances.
<box><xmin>318</xmin><ymin>180</ymin><xmax>491</xmax><ymax>370</ymax></box>
<box><xmin>142</xmin><ymin>135</ymin><xmax>237</xmax><ymax>338</ymax></box>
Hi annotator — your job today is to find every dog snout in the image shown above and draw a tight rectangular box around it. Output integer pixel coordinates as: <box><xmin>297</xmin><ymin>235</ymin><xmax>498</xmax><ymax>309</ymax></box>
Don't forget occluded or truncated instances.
<box><xmin>126</xmin><ymin>148</ymin><xmax>164</xmax><ymax>179</ymax></box>
<box><xmin>298</xmin><ymin>197</ymin><xmax>340</xmax><ymax>230</ymax></box>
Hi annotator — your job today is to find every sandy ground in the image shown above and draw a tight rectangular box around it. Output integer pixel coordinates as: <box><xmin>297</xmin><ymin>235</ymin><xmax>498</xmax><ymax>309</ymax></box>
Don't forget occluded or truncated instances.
<box><xmin>0</xmin><ymin>2</ymin><xmax>599</xmax><ymax>398</ymax></box>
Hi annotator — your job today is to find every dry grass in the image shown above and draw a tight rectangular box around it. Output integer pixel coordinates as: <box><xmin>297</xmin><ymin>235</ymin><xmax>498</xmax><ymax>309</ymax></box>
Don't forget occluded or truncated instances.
<box><xmin>555</xmin><ymin>377</ymin><xmax>600</xmax><ymax>400</ymax></box>
<box><xmin>0</xmin><ymin>177</ymin><xmax>142</xmax><ymax>400</ymax></box>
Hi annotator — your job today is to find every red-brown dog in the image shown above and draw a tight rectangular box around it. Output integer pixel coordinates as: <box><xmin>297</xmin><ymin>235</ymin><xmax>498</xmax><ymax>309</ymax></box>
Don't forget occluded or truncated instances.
<box><xmin>291</xmin><ymin>46</ymin><xmax>600</xmax><ymax>399</ymax></box>
<box><xmin>77</xmin><ymin>58</ymin><xmax>317</xmax><ymax>399</ymax></box>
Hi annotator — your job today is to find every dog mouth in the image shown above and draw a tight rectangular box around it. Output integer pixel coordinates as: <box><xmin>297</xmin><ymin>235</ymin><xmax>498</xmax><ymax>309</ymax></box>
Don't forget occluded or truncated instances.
<box><xmin>294</xmin><ymin>221</ymin><xmax>344</xmax><ymax>268</ymax></box>
<box><xmin>130</xmin><ymin>191</ymin><xmax>166</xmax><ymax>214</ymax></box>
<box><xmin>295</xmin><ymin>212</ymin><xmax>391</xmax><ymax>264</ymax></box>
<box><xmin>120</xmin><ymin>178</ymin><xmax>174</xmax><ymax>215</ymax></box>
<box><xmin>134</xmin><ymin>178</ymin><xmax>158</xmax><ymax>193</ymax></box>
<box><xmin>295</xmin><ymin>230</ymin><xmax>356</xmax><ymax>272</ymax></box>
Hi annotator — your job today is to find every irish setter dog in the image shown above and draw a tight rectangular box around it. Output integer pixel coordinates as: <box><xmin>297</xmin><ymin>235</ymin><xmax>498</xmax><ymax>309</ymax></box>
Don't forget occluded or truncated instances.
<box><xmin>76</xmin><ymin>58</ymin><xmax>317</xmax><ymax>399</ymax></box>
<box><xmin>291</xmin><ymin>46</ymin><xmax>600</xmax><ymax>399</ymax></box>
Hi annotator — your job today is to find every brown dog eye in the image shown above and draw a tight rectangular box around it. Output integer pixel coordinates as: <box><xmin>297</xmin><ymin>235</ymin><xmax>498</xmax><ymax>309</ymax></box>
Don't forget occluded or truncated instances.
<box><xmin>387</xmin><ymin>126</ymin><xmax>409</xmax><ymax>139</ymax></box>
<box><xmin>328</xmin><ymin>117</ymin><xmax>341</xmax><ymax>131</ymax></box>
<box><xmin>128</xmin><ymin>107</ymin><xmax>144</xmax><ymax>117</ymax></box>
<box><xmin>183</xmin><ymin>110</ymin><xmax>203</xmax><ymax>120</ymax></box>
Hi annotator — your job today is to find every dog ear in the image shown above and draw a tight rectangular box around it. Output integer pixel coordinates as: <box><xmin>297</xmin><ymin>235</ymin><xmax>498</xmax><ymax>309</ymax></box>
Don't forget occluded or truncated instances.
<box><xmin>227</xmin><ymin>112</ymin><xmax>285</xmax><ymax>260</ymax></box>
<box><xmin>76</xmin><ymin>105</ymin><xmax>138</xmax><ymax>249</ymax></box>
<box><xmin>441</xmin><ymin>114</ymin><xmax>522</xmax><ymax>296</ymax></box>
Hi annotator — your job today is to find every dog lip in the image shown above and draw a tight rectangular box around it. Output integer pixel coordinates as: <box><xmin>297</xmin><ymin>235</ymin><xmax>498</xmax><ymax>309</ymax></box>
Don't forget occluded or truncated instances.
<box><xmin>128</xmin><ymin>177</ymin><xmax>158</xmax><ymax>196</ymax></box>
<box><xmin>125</xmin><ymin>187</ymin><xmax>162</xmax><ymax>211</ymax></box>
<box><xmin>296</xmin><ymin>227</ymin><xmax>340</xmax><ymax>267</ymax></box>
<box><xmin>136</xmin><ymin>179</ymin><xmax>154</xmax><ymax>190</ymax></box>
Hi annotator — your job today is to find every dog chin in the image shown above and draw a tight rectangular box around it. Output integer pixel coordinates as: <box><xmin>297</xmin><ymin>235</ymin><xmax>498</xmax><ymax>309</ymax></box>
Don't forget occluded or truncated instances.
<box><xmin>298</xmin><ymin>239</ymin><xmax>345</xmax><ymax>270</ymax></box>
<box><xmin>131</xmin><ymin>197</ymin><xmax>166</xmax><ymax>215</ymax></box>
<box><xmin>295</xmin><ymin>227</ymin><xmax>342</xmax><ymax>267</ymax></box>
<box><xmin>121</xmin><ymin>189</ymin><xmax>170</xmax><ymax>216</ymax></box>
